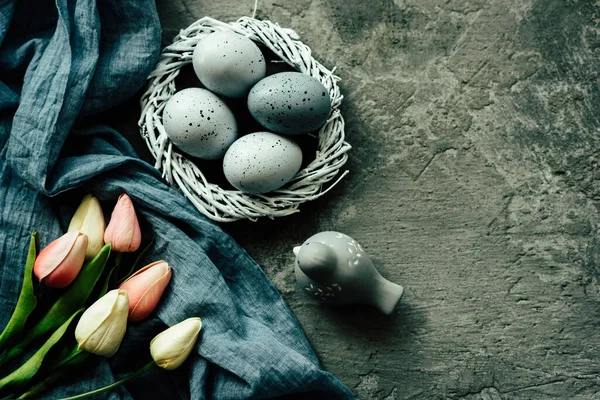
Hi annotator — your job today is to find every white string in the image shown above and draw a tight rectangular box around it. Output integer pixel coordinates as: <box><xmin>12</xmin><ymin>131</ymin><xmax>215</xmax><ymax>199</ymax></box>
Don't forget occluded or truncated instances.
<box><xmin>251</xmin><ymin>0</ymin><xmax>259</xmax><ymax>19</ymax></box>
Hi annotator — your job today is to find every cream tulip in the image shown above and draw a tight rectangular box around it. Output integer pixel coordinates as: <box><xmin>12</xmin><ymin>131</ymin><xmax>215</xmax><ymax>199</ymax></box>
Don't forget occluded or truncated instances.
<box><xmin>150</xmin><ymin>317</ymin><xmax>202</xmax><ymax>370</ymax></box>
<box><xmin>75</xmin><ymin>289</ymin><xmax>129</xmax><ymax>357</ymax></box>
<box><xmin>68</xmin><ymin>194</ymin><xmax>106</xmax><ymax>259</ymax></box>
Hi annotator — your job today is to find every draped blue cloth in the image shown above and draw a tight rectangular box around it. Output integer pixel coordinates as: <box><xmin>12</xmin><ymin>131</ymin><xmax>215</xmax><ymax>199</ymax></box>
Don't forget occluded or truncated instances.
<box><xmin>0</xmin><ymin>0</ymin><xmax>352</xmax><ymax>398</ymax></box>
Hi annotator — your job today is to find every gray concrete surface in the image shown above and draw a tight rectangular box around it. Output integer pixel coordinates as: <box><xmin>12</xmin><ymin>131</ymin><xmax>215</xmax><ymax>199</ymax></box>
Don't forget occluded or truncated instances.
<box><xmin>135</xmin><ymin>0</ymin><xmax>600</xmax><ymax>398</ymax></box>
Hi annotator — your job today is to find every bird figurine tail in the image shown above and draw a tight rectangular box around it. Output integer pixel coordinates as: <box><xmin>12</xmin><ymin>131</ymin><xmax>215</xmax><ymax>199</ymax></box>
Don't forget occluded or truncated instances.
<box><xmin>371</xmin><ymin>276</ymin><xmax>404</xmax><ymax>315</ymax></box>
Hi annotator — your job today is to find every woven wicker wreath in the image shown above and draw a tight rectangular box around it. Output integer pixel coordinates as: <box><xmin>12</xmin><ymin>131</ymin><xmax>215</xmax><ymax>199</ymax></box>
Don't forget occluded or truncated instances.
<box><xmin>139</xmin><ymin>16</ymin><xmax>351</xmax><ymax>222</ymax></box>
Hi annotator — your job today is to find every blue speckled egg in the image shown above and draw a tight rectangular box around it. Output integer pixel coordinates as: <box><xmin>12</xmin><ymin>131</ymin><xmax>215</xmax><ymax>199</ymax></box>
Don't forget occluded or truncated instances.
<box><xmin>223</xmin><ymin>132</ymin><xmax>303</xmax><ymax>194</ymax></box>
<box><xmin>163</xmin><ymin>88</ymin><xmax>238</xmax><ymax>160</ymax></box>
<box><xmin>193</xmin><ymin>31</ymin><xmax>266</xmax><ymax>98</ymax></box>
<box><xmin>247</xmin><ymin>72</ymin><xmax>331</xmax><ymax>135</ymax></box>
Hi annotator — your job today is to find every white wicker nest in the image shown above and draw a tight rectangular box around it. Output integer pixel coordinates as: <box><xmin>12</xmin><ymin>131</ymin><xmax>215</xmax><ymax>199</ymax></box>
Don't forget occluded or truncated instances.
<box><xmin>139</xmin><ymin>16</ymin><xmax>351</xmax><ymax>222</ymax></box>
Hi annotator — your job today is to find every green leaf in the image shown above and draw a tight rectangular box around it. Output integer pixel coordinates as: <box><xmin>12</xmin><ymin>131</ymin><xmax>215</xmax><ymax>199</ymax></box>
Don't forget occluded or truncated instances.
<box><xmin>44</xmin><ymin>361</ymin><xmax>156</xmax><ymax>400</ymax></box>
<box><xmin>53</xmin><ymin>346</ymin><xmax>87</xmax><ymax>370</ymax></box>
<box><xmin>28</xmin><ymin>243</ymin><xmax>111</xmax><ymax>337</ymax></box>
<box><xmin>17</xmin><ymin>346</ymin><xmax>89</xmax><ymax>399</ymax></box>
<box><xmin>0</xmin><ymin>244</ymin><xmax>111</xmax><ymax>365</ymax></box>
<box><xmin>0</xmin><ymin>309</ymin><xmax>83</xmax><ymax>394</ymax></box>
<box><xmin>0</xmin><ymin>233</ymin><xmax>39</xmax><ymax>352</ymax></box>
<box><xmin>99</xmin><ymin>265</ymin><xmax>117</xmax><ymax>298</ymax></box>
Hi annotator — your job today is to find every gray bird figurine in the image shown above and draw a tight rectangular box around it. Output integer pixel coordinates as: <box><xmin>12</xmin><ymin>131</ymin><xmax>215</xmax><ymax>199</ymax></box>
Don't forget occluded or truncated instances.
<box><xmin>294</xmin><ymin>231</ymin><xmax>404</xmax><ymax>314</ymax></box>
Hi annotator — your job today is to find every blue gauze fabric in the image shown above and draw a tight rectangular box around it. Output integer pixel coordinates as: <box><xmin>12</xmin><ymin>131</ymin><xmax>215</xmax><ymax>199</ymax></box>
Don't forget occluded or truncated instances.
<box><xmin>0</xmin><ymin>0</ymin><xmax>353</xmax><ymax>398</ymax></box>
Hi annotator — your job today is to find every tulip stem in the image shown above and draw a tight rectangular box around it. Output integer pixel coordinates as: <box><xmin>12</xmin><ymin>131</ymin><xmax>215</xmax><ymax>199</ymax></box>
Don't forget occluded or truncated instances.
<box><xmin>115</xmin><ymin>252</ymin><xmax>123</xmax><ymax>270</ymax></box>
<box><xmin>17</xmin><ymin>347</ymin><xmax>88</xmax><ymax>399</ymax></box>
<box><xmin>55</xmin><ymin>361</ymin><xmax>155</xmax><ymax>400</ymax></box>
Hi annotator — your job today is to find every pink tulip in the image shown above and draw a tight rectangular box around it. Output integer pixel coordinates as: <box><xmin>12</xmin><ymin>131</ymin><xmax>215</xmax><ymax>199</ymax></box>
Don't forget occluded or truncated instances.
<box><xmin>119</xmin><ymin>261</ymin><xmax>172</xmax><ymax>322</ymax></box>
<box><xmin>104</xmin><ymin>194</ymin><xmax>142</xmax><ymax>253</ymax></box>
<box><xmin>34</xmin><ymin>231</ymin><xmax>88</xmax><ymax>288</ymax></box>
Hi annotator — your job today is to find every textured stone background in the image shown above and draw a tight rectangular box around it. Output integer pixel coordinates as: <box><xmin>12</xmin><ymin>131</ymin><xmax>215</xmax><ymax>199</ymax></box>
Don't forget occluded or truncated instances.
<box><xmin>129</xmin><ymin>0</ymin><xmax>600</xmax><ymax>398</ymax></box>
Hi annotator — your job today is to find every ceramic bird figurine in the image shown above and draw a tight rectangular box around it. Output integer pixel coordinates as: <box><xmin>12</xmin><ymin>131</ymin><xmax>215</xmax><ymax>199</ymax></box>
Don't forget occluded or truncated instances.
<box><xmin>294</xmin><ymin>231</ymin><xmax>404</xmax><ymax>314</ymax></box>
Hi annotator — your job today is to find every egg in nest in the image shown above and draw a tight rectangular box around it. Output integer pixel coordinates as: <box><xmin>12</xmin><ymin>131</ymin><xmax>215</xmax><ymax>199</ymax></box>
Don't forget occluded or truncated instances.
<box><xmin>193</xmin><ymin>31</ymin><xmax>266</xmax><ymax>98</ymax></box>
<box><xmin>223</xmin><ymin>132</ymin><xmax>303</xmax><ymax>194</ymax></box>
<box><xmin>162</xmin><ymin>88</ymin><xmax>238</xmax><ymax>160</ymax></box>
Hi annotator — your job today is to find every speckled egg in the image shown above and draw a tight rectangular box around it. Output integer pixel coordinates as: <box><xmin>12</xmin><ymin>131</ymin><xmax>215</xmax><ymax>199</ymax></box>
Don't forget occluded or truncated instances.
<box><xmin>247</xmin><ymin>72</ymin><xmax>332</xmax><ymax>135</ymax></box>
<box><xmin>162</xmin><ymin>88</ymin><xmax>238</xmax><ymax>160</ymax></box>
<box><xmin>192</xmin><ymin>31</ymin><xmax>266</xmax><ymax>98</ymax></box>
<box><xmin>223</xmin><ymin>132</ymin><xmax>303</xmax><ymax>194</ymax></box>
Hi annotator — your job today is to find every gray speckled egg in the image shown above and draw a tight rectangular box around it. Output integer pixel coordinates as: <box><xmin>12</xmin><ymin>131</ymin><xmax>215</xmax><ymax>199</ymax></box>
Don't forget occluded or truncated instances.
<box><xmin>163</xmin><ymin>88</ymin><xmax>238</xmax><ymax>160</ymax></box>
<box><xmin>247</xmin><ymin>72</ymin><xmax>332</xmax><ymax>135</ymax></box>
<box><xmin>223</xmin><ymin>132</ymin><xmax>302</xmax><ymax>194</ymax></box>
<box><xmin>193</xmin><ymin>31</ymin><xmax>266</xmax><ymax>98</ymax></box>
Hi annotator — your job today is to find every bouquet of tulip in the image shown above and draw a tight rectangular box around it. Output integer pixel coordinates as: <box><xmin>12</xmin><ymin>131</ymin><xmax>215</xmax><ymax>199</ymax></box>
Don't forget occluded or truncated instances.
<box><xmin>0</xmin><ymin>194</ymin><xmax>202</xmax><ymax>399</ymax></box>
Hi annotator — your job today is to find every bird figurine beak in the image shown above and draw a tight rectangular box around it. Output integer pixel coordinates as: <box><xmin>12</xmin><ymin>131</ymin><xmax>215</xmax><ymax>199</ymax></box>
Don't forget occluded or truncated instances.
<box><xmin>293</xmin><ymin>246</ymin><xmax>301</xmax><ymax>257</ymax></box>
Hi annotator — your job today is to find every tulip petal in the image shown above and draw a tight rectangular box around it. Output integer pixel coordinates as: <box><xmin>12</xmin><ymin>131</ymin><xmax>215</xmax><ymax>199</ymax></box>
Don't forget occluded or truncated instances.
<box><xmin>68</xmin><ymin>195</ymin><xmax>92</xmax><ymax>232</ymax></box>
<box><xmin>34</xmin><ymin>232</ymin><xmax>80</xmax><ymax>281</ymax></box>
<box><xmin>80</xmin><ymin>197</ymin><xmax>105</xmax><ymax>259</ymax></box>
<box><xmin>129</xmin><ymin>269</ymin><xmax>171</xmax><ymax>322</ymax></box>
<box><xmin>68</xmin><ymin>195</ymin><xmax>105</xmax><ymax>259</ymax></box>
<box><xmin>123</xmin><ymin>259</ymin><xmax>164</xmax><ymax>280</ymax></box>
<box><xmin>75</xmin><ymin>289</ymin><xmax>129</xmax><ymax>357</ymax></box>
<box><xmin>119</xmin><ymin>261</ymin><xmax>172</xmax><ymax>322</ymax></box>
<box><xmin>104</xmin><ymin>194</ymin><xmax>142</xmax><ymax>253</ymax></box>
<box><xmin>150</xmin><ymin>318</ymin><xmax>202</xmax><ymax>370</ymax></box>
<box><xmin>42</xmin><ymin>234</ymin><xmax>88</xmax><ymax>288</ymax></box>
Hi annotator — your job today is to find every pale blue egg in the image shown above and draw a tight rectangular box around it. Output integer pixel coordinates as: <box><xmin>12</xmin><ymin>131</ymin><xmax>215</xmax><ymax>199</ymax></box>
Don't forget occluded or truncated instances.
<box><xmin>163</xmin><ymin>88</ymin><xmax>238</xmax><ymax>160</ymax></box>
<box><xmin>193</xmin><ymin>31</ymin><xmax>266</xmax><ymax>98</ymax></box>
<box><xmin>223</xmin><ymin>132</ymin><xmax>302</xmax><ymax>194</ymax></box>
<box><xmin>247</xmin><ymin>72</ymin><xmax>331</xmax><ymax>135</ymax></box>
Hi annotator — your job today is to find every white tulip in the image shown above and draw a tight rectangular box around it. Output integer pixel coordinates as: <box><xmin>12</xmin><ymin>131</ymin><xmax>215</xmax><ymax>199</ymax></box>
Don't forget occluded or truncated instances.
<box><xmin>75</xmin><ymin>289</ymin><xmax>129</xmax><ymax>357</ymax></box>
<box><xmin>150</xmin><ymin>317</ymin><xmax>202</xmax><ymax>370</ymax></box>
<box><xmin>68</xmin><ymin>194</ymin><xmax>106</xmax><ymax>259</ymax></box>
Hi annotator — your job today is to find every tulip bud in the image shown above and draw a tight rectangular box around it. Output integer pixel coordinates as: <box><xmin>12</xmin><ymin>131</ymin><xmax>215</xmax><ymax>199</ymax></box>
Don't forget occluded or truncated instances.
<box><xmin>75</xmin><ymin>289</ymin><xmax>129</xmax><ymax>357</ymax></box>
<box><xmin>119</xmin><ymin>261</ymin><xmax>172</xmax><ymax>322</ymax></box>
<box><xmin>104</xmin><ymin>194</ymin><xmax>142</xmax><ymax>253</ymax></box>
<box><xmin>68</xmin><ymin>194</ymin><xmax>106</xmax><ymax>259</ymax></box>
<box><xmin>150</xmin><ymin>317</ymin><xmax>202</xmax><ymax>370</ymax></box>
<box><xmin>33</xmin><ymin>231</ymin><xmax>88</xmax><ymax>288</ymax></box>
